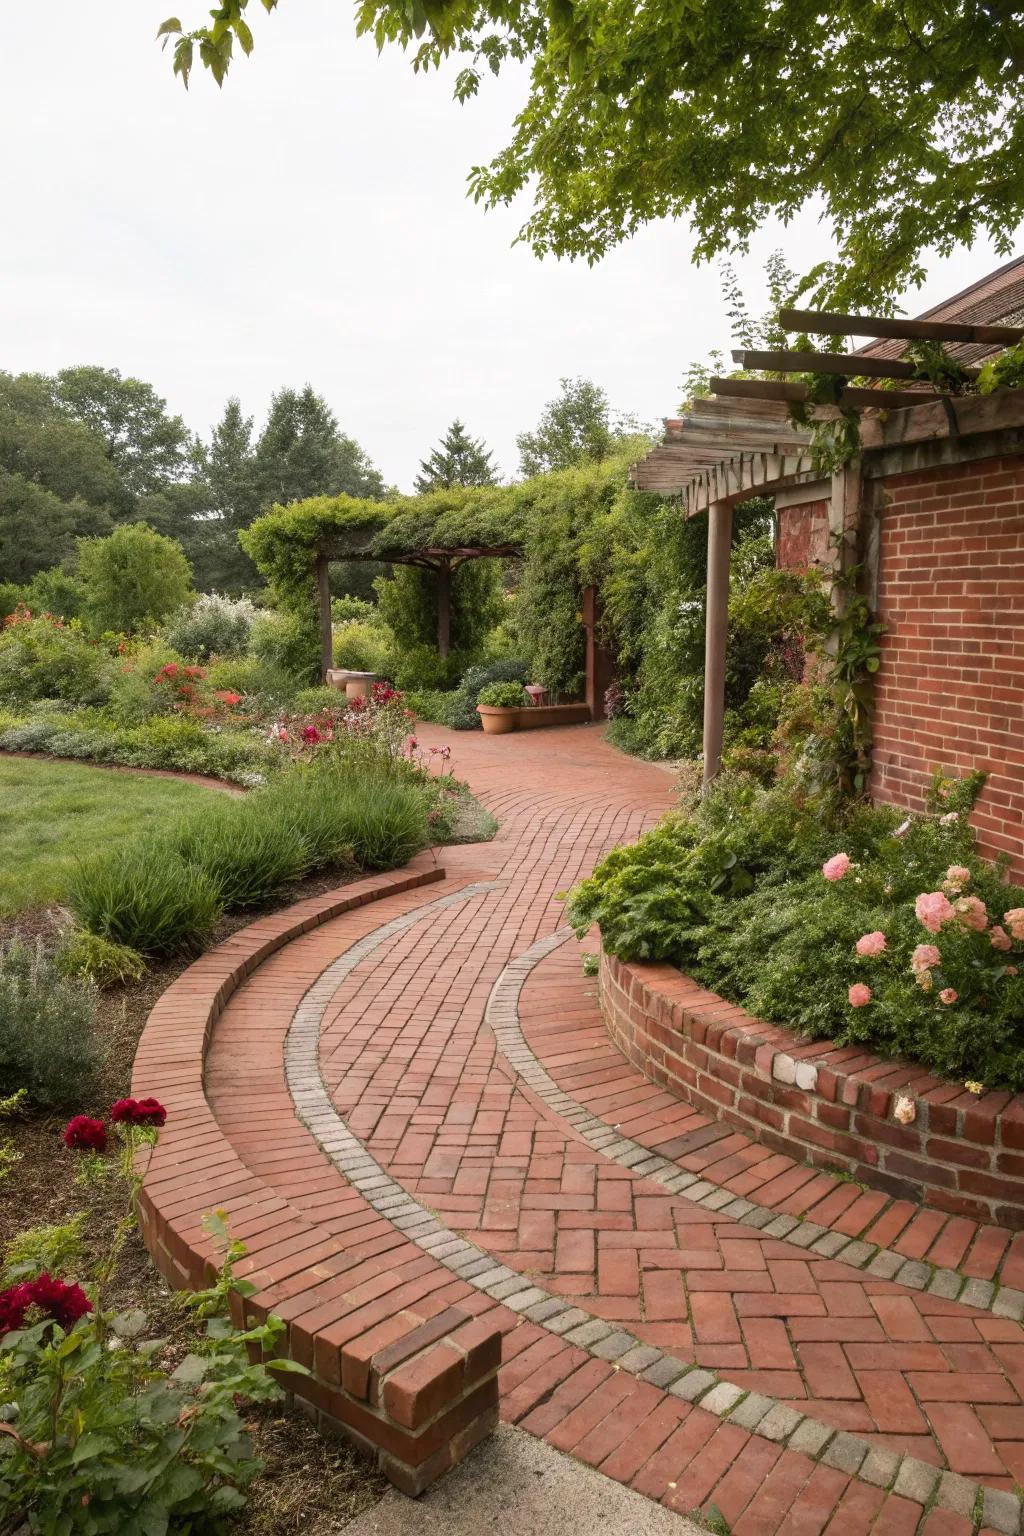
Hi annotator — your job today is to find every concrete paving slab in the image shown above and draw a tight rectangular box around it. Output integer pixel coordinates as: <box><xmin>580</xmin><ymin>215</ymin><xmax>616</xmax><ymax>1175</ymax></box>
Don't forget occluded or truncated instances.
<box><xmin>341</xmin><ymin>1425</ymin><xmax>703</xmax><ymax>1535</ymax></box>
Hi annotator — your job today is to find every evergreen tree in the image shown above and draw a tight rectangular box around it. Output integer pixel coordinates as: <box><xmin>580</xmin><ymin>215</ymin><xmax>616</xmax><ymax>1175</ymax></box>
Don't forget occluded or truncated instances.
<box><xmin>414</xmin><ymin>419</ymin><xmax>498</xmax><ymax>492</ymax></box>
<box><xmin>253</xmin><ymin>386</ymin><xmax>385</xmax><ymax>508</ymax></box>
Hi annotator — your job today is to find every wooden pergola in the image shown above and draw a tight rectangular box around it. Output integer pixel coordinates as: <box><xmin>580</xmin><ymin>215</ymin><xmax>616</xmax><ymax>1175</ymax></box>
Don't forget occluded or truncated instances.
<box><xmin>631</xmin><ymin>305</ymin><xmax>1024</xmax><ymax>786</ymax></box>
<box><xmin>313</xmin><ymin>539</ymin><xmax>522</xmax><ymax>678</ymax></box>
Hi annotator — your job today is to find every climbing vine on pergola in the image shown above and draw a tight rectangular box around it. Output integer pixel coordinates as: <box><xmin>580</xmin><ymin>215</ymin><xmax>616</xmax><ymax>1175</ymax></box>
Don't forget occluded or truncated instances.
<box><xmin>241</xmin><ymin>487</ymin><xmax>525</xmax><ymax>676</ymax></box>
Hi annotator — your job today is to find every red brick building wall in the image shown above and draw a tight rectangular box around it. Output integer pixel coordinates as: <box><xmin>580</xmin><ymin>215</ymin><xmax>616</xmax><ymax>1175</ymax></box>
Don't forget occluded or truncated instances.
<box><xmin>775</xmin><ymin>498</ymin><xmax>830</xmax><ymax>570</ymax></box>
<box><xmin>870</xmin><ymin>455</ymin><xmax>1024</xmax><ymax>877</ymax></box>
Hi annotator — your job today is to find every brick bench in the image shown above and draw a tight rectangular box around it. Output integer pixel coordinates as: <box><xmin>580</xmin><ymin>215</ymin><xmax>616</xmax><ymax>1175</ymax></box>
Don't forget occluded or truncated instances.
<box><xmin>132</xmin><ymin>860</ymin><xmax>502</xmax><ymax>1495</ymax></box>
<box><xmin>601</xmin><ymin>951</ymin><xmax>1024</xmax><ymax>1229</ymax></box>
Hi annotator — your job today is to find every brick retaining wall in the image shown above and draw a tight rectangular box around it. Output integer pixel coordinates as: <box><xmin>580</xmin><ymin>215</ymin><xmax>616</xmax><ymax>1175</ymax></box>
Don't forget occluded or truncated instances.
<box><xmin>601</xmin><ymin>951</ymin><xmax>1024</xmax><ymax>1229</ymax></box>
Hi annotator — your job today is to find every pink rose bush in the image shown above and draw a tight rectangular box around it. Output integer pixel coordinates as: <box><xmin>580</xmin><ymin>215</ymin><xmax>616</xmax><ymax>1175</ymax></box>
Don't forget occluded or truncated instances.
<box><xmin>822</xmin><ymin>852</ymin><xmax>850</xmax><ymax>881</ymax></box>
<box><xmin>915</xmin><ymin>891</ymin><xmax>956</xmax><ymax>933</ymax></box>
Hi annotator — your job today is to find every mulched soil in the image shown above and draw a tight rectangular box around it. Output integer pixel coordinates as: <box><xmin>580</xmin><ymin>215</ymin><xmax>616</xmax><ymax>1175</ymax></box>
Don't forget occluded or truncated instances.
<box><xmin>1</xmin><ymin>872</ymin><xmax>390</xmax><ymax>1534</ymax></box>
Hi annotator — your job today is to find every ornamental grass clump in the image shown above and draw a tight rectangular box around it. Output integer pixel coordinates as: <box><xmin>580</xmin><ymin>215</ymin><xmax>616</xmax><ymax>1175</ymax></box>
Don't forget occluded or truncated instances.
<box><xmin>67</xmin><ymin>843</ymin><xmax>223</xmax><ymax>958</ymax></box>
<box><xmin>169</xmin><ymin>799</ymin><xmax>311</xmax><ymax>909</ymax></box>
<box><xmin>0</xmin><ymin>939</ymin><xmax>98</xmax><ymax>1108</ymax></box>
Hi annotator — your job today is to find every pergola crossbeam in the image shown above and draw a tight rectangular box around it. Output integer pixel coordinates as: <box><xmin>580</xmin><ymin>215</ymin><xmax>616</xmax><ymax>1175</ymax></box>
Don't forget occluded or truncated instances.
<box><xmin>778</xmin><ymin>307</ymin><xmax>1024</xmax><ymax>346</ymax></box>
<box><xmin>732</xmin><ymin>348</ymin><xmax>982</xmax><ymax>382</ymax></box>
<box><xmin>708</xmin><ymin>377</ymin><xmax>934</xmax><ymax>411</ymax></box>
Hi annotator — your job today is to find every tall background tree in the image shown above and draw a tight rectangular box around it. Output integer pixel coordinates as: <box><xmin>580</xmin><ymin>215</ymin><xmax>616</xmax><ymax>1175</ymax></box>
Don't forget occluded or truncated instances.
<box><xmin>516</xmin><ymin>378</ymin><xmax>649</xmax><ymax>477</ymax></box>
<box><xmin>253</xmin><ymin>386</ymin><xmax>386</xmax><ymax>507</ymax></box>
<box><xmin>158</xmin><ymin>0</ymin><xmax>1024</xmax><ymax>308</ymax></box>
<box><xmin>0</xmin><ymin>367</ymin><xmax>389</xmax><ymax>601</ymax></box>
<box><xmin>414</xmin><ymin>419</ymin><xmax>498</xmax><ymax>491</ymax></box>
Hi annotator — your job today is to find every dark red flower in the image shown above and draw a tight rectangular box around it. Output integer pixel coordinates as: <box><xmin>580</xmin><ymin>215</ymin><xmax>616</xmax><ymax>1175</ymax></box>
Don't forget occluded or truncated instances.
<box><xmin>0</xmin><ymin>1283</ymin><xmax>34</xmax><ymax>1337</ymax></box>
<box><xmin>29</xmin><ymin>1274</ymin><xmax>92</xmax><ymax>1330</ymax></box>
<box><xmin>62</xmin><ymin>1116</ymin><xmax>107</xmax><ymax>1152</ymax></box>
<box><xmin>110</xmin><ymin>1096</ymin><xmax>166</xmax><ymax>1127</ymax></box>
<box><xmin>302</xmin><ymin>724</ymin><xmax>322</xmax><ymax>743</ymax></box>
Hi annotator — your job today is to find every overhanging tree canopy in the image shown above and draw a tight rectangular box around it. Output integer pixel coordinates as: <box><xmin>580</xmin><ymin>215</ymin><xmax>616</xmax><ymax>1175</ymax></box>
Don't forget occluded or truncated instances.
<box><xmin>158</xmin><ymin>0</ymin><xmax>1024</xmax><ymax>307</ymax></box>
<box><xmin>240</xmin><ymin>485</ymin><xmax>526</xmax><ymax>672</ymax></box>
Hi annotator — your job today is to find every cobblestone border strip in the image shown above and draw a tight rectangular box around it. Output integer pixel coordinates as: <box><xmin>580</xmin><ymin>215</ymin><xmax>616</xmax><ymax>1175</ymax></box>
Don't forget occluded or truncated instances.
<box><xmin>284</xmin><ymin>905</ymin><xmax>1024</xmax><ymax>1533</ymax></box>
<box><xmin>492</xmin><ymin>929</ymin><xmax>1024</xmax><ymax>1324</ymax></box>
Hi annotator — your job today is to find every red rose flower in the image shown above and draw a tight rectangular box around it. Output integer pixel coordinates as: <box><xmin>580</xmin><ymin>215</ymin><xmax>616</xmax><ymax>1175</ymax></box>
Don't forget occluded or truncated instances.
<box><xmin>28</xmin><ymin>1273</ymin><xmax>92</xmax><ymax>1330</ymax></box>
<box><xmin>0</xmin><ymin>1283</ymin><xmax>34</xmax><ymax>1337</ymax></box>
<box><xmin>302</xmin><ymin>724</ymin><xmax>321</xmax><ymax>743</ymax></box>
<box><xmin>110</xmin><ymin>1096</ymin><xmax>167</xmax><ymax>1127</ymax></box>
<box><xmin>62</xmin><ymin>1116</ymin><xmax>107</xmax><ymax>1152</ymax></box>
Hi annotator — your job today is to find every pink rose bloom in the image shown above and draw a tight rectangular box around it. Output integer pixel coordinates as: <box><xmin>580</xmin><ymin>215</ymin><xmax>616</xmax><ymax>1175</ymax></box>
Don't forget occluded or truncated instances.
<box><xmin>939</xmin><ymin>811</ymin><xmax>959</xmax><ymax>826</ymax></box>
<box><xmin>1004</xmin><ymin>909</ymin><xmax>1024</xmax><ymax>942</ymax></box>
<box><xmin>955</xmin><ymin>896</ymin><xmax>988</xmax><ymax>932</ymax></box>
<box><xmin>946</xmin><ymin>865</ymin><xmax>971</xmax><ymax>888</ymax></box>
<box><xmin>915</xmin><ymin>891</ymin><xmax>956</xmax><ymax>934</ymax></box>
<box><xmin>911</xmin><ymin>943</ymin><xmax>942</xmax><ymax>972</ymax></box>
<box><xmin>856</xmin><ymin>931</ymin><xmax>887</xmax><ymax>957</ymax></box>
<box><xmin>939</xmin><ymin>988</ymin><xmax>958</xmax><ymax>1005</ymax></box>
<box><xmin>822</xmin><ymin>853</ymin><xmax>851</xmax><ymax>882</ymax></box>
<box><xmin>990</xmin><ymin>925</ymin><xmax>1012</xmax><ymax>952</ymax></box>
<box><xmin>848</xmin><ymin>983</ymin><xmax>872</xmax><ymax>1007</ymax></box>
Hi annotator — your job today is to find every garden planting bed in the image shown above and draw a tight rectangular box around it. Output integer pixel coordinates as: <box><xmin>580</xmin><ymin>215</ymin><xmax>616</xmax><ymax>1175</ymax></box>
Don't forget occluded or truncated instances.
<box><xmin>601</xmin><ymin>950</ymin><xmax>1024</xmax><ymax>1229</ymax></box>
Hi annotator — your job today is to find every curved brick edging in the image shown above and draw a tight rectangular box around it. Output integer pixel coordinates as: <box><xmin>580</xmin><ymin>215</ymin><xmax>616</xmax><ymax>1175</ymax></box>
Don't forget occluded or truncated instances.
<box><xmin>601</xmin><ymin>952</ymin><xmax>1024</xmax><ymax>1230</ymax></box>
<box><xmin>131</xmin><ymin>860</ymin><xmax>504</xmax><ymax>1496</ymax></box>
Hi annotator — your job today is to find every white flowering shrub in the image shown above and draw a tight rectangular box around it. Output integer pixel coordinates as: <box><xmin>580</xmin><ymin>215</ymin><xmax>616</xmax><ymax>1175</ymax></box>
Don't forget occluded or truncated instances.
<box><xmin>162</xmin><ymin>594</ymin><xmax>259</xmax><ymax>662</ymax></box>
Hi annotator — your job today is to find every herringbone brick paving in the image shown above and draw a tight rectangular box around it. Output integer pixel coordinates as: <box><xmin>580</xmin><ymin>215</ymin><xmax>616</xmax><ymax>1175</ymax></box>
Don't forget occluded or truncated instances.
<box><xmin>200</xmin><ymin>724</ymin><xmax>1024</xmax><ymax>1531</ymax></box>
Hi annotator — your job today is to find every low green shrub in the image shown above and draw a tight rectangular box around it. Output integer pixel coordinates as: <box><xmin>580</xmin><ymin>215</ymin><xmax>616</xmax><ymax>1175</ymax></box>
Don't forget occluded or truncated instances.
<box><xmin>477</xmin><ymin>680</ymin><xmax>527</xmax><ymax>708</ymax></box>
<box><xmin>250</xmin><ymin>607</ymin><xmax>318</xmax><ymax>684</ymax></box>
<box><xmin>292</xmin><ymin>684</ymin><xmax>343</xmax><ymax>715</ymax></box>
<box><xmin>0</xmin><ymin>708</ymin><xmax>275</xmax><ymax>786</ymax></box>
<box><xmin>333</xmin><ymin>619</ymin><xmax>392</xmax><ymax>674</ymax></box>
<box><xmin>0</xmin><ymin>939</ymin><xmax>98</xmax><ymax>1107</ymax></box>
<box><xmin>405</xmin><ymin>688</ymin><xmax>458</xmax><ymax>726</ymax></box>
<box><xmin>170</xmin><ymin>800</ymin><xmax>310</xmax><ymax>909</ymax></box>
<box><xmin>447</xmin><ymin>658</ymin><xmax>530</xmax><ymax>729</ymax></box>
<box><xmin>0</xmin><ymin>611</ymin><xmax>113</xmax><ymax>708</ymax></box>
<box><xmin>3</xmin><ymin>1213</ymin><xmax>87</xmax><ymax>1284</ymax></box>
<box><xmin>67</xmin><ymin>844</ymin><xmax>223</xmax><ymax>958</ymax></box>
<box><xmin>56</xmin><ymin>929</ymin><xmax>147</xmax><ymax>988</ymax></box>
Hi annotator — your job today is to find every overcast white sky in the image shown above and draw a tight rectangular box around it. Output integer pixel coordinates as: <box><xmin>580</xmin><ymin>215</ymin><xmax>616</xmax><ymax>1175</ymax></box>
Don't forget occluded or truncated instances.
<box><xmin>1</xmin><ymin>1</ymin><xmax>1017</xmax><ymax>491</ymax></box>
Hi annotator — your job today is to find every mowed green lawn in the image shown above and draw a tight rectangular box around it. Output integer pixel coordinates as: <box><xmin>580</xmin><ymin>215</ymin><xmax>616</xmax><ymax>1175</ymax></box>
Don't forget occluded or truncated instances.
<box><xmin>0</xmin><ymin>758</ymin><xmax>226</xmax><ymax>916</ymax></box>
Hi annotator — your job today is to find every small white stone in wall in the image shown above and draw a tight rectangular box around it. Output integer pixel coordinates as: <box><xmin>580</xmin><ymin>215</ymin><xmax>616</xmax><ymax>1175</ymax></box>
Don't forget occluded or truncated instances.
<box><xmin>773</xmin><ymin>1053</ymin><xmax>797</xmax><ymax>1085</ymax></box>
<box><xmin>893</xmin><ymin>1094</ymin><xmax>916</xmax><ymax>1125</ymax></box>
<box><xmin>795</xmin><ymin>1061</ymin><xmax>819</xmax><ymax>1092</ymax></box>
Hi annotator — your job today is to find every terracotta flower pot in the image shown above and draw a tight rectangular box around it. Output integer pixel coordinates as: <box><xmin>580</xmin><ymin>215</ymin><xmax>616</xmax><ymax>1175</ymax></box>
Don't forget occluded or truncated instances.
<box><xmin>477</xmin><ymin>705</ymin><xmax>520</xmax><ymax>735</ymax></box>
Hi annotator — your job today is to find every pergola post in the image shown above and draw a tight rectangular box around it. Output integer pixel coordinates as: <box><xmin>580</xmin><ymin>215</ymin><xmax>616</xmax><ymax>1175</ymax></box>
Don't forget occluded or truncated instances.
<box><xmin>315</xmin><ymin>554</ymin><xmax>333</xmax><ymax>681</ymax></box>
<box><xmin>436</xmin><ymin>558</ymin><xmax>451</xmax><ymax>659</ymax></box>
<box><xmin>702</xmin><ymin>498</ymin><xmax>733</xmax><ymax>787</ymax></box>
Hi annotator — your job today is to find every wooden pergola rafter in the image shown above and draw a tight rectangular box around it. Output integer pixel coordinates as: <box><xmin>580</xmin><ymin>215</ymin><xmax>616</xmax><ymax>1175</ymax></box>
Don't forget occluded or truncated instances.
<box><xmin>629</xmin><ymin>303</ymin><xmax>1024</xmax><ymax>787</ymax></box>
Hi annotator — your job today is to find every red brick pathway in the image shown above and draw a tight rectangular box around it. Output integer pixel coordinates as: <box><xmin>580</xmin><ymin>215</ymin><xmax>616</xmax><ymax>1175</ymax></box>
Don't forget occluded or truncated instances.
<box><xmin>165</xmin><ymin>725</ymin><xmax>1024</xmax><ymax>1533</ymax></box>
